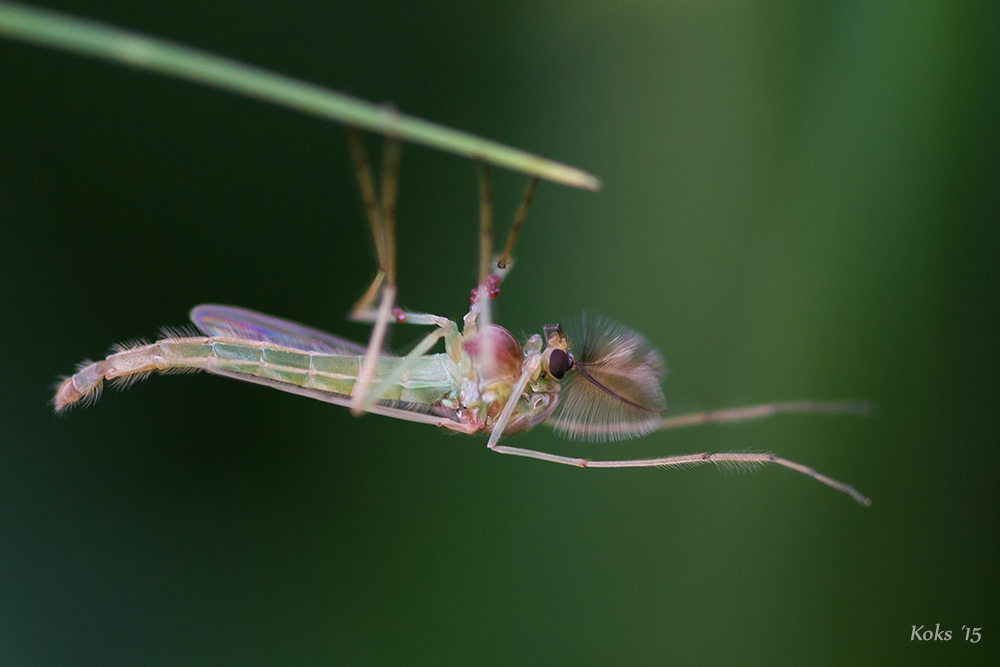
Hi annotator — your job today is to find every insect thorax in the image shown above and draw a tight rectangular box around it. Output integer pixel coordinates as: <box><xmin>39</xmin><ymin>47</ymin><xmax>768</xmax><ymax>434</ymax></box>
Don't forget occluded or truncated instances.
<box><xmin>458</xmin><ymin>324</ymin><xmax>560</xmax><ymax>435</ymax></box>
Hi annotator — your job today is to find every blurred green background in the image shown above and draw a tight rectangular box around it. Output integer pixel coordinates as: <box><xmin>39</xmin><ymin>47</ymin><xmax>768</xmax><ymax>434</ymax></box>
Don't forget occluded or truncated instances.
<box><xmin>1</xmin><ymin>1</ymin><xmax>996</xmax><ymax>665</ymax></box>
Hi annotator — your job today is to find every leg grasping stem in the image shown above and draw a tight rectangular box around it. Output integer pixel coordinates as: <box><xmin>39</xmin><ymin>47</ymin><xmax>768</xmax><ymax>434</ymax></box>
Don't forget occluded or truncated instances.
<box><xmin>380</xmin><ymin>137</ymin><xmax>401</xmax><ymax>287</ymax></box>
<box><xmin>496</xmin><ymin>177</ymin><xmax>539</xmax><ymax>269</ymax></box>
<box><xmin>469</xmin><ymin>162</ymin><xmax>496</xmax><ymax>375</ymax></box>
<box><xmin>346</xmin><ymin>130</ymin><xmax>388</xmax><ymax>314</ymax></box>
<box><xmin>476</xmin><ymin>161</ymin><xmax>493</xmax><ymax>288</ymax></box>
<box><xmin>346</xmin><ymin>131</ymin><xmax>402</xmax><ymax>415</ymax></box>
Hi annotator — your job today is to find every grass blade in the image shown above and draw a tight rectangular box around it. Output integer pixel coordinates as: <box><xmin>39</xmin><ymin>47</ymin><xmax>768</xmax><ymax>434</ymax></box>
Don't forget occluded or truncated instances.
<box><xmin>0</xmin><ymin>1</ymin><xmax>601</xmax><ymax>190</ymax></box>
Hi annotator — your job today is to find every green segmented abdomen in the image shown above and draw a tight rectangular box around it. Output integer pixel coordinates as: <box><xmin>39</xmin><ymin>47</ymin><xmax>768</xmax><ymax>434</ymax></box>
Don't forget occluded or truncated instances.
<box><xmin>54</xmin><ymin>336</ymin><xmax>458</xmax><ymax>410</ymax></box>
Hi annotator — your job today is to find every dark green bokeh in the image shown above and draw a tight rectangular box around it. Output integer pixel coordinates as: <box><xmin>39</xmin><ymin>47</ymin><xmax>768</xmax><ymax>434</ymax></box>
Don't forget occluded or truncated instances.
<box><xmin>1</xmin><ymin>1</ymin><xmax>996</xmax><ymax>665</ymax></box>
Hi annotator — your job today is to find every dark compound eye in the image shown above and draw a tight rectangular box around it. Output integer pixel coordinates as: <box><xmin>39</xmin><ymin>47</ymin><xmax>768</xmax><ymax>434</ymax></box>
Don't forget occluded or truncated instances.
<box><xmin>548</xmin><ymin>349</ymin><xmax>574</xmax><ymax>379</ymax></box>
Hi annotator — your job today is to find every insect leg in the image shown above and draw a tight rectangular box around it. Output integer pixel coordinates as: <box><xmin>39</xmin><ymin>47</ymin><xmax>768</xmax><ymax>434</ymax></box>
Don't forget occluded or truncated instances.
<box><xmin>379</xmin><ymin>136</ymin><xmax>401</xmax><ymax>288</ymax></box>
<box><xmin>551</xmin><ymin>401</ymin><xmax>873</xmax><ymax>439</ymax></box>
<box><xmin>463</xmin><ymin>161</ymin><xmax>495</xmax><ymax>338</ymax></box>
<box><xmin>486</xmin><ymin>352</ymin><xmax>542</xmax><ymax>448</ymax></box>
<box><xmin>496</xmin><ymin>177</ymin><xmax>539</xmax><ymax>270</ymax></box>
<box><xmin>465</xmin><ymin>171</ymin><xmax>539</xmax><ymax>336</ymax></box>
<box><xmin>346</xmin><ymin>130</ymin><xmax>390</xmax><ymax>315</ymax></box>
<box><xmin>487</xmin><ymin>443</ymin><xmax>870</xmax><ymax>505</ymax></box>
<box><xmin>350</xmin><ymin>285</ymin><xmax>396</xmax><ymax>416</ymax></box>
<box><xmin>476</xmin><ymin>161</ymin><xmax>493</xmax><ymax>291</ymax></box>
<box><xmin>346</xmin><ymin>131</ymin><xmax>402</xmax><ymax>416</ymax></box>
<box><xmin>656</xmin><ymin>400</ymin><xmax>874</xmax><ymax>430</ymax></box>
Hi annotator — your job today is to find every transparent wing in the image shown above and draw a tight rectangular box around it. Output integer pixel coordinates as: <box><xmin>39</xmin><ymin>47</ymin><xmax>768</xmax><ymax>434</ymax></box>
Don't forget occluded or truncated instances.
<box><xmin>190</xmin><ymin>304</ymin><xmax>367</xmax><ymax>354</ymax></box>
<box><xmin>548</xmin><ymin>315</ymin><xmax>667</xmax><ymax>442</ymax></box>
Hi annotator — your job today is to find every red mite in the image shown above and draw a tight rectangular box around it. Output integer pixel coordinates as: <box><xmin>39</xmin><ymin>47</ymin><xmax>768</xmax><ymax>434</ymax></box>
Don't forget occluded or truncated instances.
<box><xmin>469</xmin><ymin>275</ymin><xmax>502</xmax><ymax>305</ymax></box>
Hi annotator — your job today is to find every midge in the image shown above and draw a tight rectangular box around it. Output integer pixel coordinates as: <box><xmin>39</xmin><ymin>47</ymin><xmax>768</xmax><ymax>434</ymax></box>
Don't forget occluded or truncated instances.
<box><xmin>56</xmin><ymin>132</ymin><xmax>871</xmax><ymax>506</ymax></box>
<box><xmin>6</xmin><ymin>2</ymin><xmax>871</xmax><ymax>504</ymax></box>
